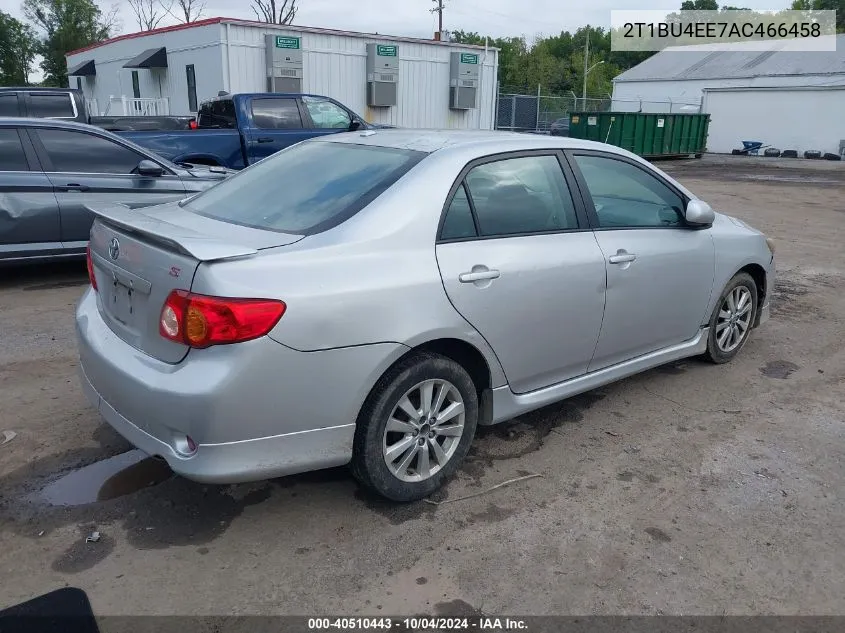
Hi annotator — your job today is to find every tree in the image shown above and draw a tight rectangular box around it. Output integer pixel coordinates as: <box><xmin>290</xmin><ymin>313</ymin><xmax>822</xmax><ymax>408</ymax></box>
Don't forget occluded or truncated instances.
<box><xmin>680</xmin><ymin>0</ymin><xmax>719</xmax><ymax>8</ymax></box>
<box><xmin>128</xmin><ymin>0</ymin><xmax>168</xmax><ymax>31</ymax></box>
<box><xmin>165</xmin><ymin>0</ymin><xmax>206</xmax><ymax>24</ymax></box>
<box><xmin>23</xmin><ymin>0</ymin><xmax>117</xmax><ymax>87</ymax></box>
<box><xmin>451</xmin><ymin>26</ymin><xmax>654</xmax><ymax>98</ymax></box>
<box><xmin>251</xmin><ymin>0</ymin><xmax>298</xmax><ymax>24</ymax></box>
<box><xmin>0</xmin><ymin>11</ymin><xmax>38</xmax><ymax>85</ymax></box>
<box><xmin>799</xmin><ymin>0</ymin><xmax>845</xmax><ymax>32</ymax></box>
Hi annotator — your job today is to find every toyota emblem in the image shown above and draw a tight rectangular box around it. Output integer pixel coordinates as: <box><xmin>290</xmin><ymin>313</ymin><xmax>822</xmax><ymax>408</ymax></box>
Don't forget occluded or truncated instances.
<box><xmin>108</xmin><ymin>237</ymin><xmax>120</xmax><ymax>261</ymax></box>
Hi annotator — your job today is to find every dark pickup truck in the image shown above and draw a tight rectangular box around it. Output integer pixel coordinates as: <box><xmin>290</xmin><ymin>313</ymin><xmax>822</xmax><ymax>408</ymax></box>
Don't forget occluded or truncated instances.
<box><xmin>117</xmin><ymin>93</ymin><xmax>377</xmax><ymax>170</ymax></box>
<box><xmin>0</xmin><ymin>87</ymin><xmax>195</xmax><ymax>131</ymax></box>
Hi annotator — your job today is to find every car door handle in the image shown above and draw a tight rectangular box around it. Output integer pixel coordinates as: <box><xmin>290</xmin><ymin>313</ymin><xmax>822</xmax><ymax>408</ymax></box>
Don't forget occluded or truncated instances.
<box><xmin>608</xmin><ymin>252</ymin><xmax>637</xmax><ymax>264</ymax></box>
<box><xmin>255</xmin><ymin>137</ymin><xmax>274</xmax><ymax>143</ymax></box>
<box><xmin>59</xmin><ymin>184</ymin><xmax>90</xmax><ymax>192</ymax></box>
<box><xmin>459</xmin><ymin>269</ymin><xmax>500</xmax><ymax>283</ymax></box>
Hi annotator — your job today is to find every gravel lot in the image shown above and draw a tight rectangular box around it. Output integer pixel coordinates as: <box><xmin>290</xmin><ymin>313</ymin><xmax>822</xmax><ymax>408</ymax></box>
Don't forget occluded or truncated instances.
<box><xmin>1</xmin><ymin>155</ymin><xmax>843</xmax><ymax>616</ymax></box>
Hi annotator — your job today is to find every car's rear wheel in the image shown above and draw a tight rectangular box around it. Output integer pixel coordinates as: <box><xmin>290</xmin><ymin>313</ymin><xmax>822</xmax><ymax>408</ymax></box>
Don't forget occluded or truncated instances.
<box><xmin>351</xmin><ymin>352</ymin><xmax>478</xmax><ymax>502</ymax></box>
<box><xmin>703</xmin><ymin>272</ymin><xmax>758</xmax><ymax>364</ymax></box>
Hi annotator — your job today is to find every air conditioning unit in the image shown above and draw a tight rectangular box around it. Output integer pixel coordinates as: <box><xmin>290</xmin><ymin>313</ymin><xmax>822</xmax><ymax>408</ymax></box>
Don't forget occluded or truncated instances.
<box><xmin>367</xmin><ymin>43</ymin><xmax>399</xmax><ymax>107</ymax></box>
<box><xmin>265</xmin><ymin>34</ymin><xmax>303</xmax><ymax>93</ymax></box>
<box><xmin>449</xmin><ymin>51</ymin><xmax>479</xmax><ymax>110</ymax></box>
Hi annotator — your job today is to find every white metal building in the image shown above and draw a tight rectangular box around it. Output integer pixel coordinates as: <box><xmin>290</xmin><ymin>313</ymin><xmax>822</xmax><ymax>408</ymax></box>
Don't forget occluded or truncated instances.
<box><xmin>611</xmin><ymin>35</ymin><xmax>845</xmax><ymax>155</ymax></box>
<box><xmin>65</xmin><ymin>17</ymin><xmax>499</xmax><ymax>130</ymax></box>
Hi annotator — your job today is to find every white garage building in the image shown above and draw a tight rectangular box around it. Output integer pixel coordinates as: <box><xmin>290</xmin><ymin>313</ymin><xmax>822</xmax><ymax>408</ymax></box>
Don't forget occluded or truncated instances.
<box><xmin>64</xmin><ymin>17</ymin><xmax>499</xmax><ymax>130</ymax></box>
<box><xmin>611</xmin><ymin>35</ymin><xmax>845</xmax><ymax>155</ymax></box>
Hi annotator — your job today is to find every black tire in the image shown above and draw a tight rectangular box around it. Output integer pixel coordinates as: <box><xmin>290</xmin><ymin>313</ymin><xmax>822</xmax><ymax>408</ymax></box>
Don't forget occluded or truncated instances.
<box><xmin>350</xmin><ymin>352</ymin><xmax>479</xmax><ymax>502</ymax></box>
<box><xmin>703</xmin><ymin>273</ymin><xmax>758</xmax><ymax>364</ymax></box>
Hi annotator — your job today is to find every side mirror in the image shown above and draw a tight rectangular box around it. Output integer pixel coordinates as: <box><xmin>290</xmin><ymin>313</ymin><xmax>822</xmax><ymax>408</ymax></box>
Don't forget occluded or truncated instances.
<box><xmin>348</xmin><ymin>119</ymin><xmax>363</xmax><ymax>132</ymax></box>
<box><xmin>137</xmin><ymin>159</ymin><xmax>165</xmax><ymax>177</ymax></box>
<box><xmin>685</xmin><ymin>199</ymin><xmax>715</xmax><ymax>226</ymax></box>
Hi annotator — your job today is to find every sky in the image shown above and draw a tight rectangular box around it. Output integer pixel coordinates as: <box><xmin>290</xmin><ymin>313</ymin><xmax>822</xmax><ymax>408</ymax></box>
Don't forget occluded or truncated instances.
<box><xmin>1</xmin><ymin>0</ymin><xmax>788</xmax><ymax>41</ymax></box>
<box><xmin>1</xmin><ymin>0</ymin><xmax>784</xmax><ymax>81</ymax></box>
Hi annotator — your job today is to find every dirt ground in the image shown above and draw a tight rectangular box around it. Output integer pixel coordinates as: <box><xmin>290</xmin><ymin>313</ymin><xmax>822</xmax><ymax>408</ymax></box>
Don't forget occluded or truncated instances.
<box><xmin>0</xmin><ymin>155</ymin><xmax>843</xmax><ymax>616</ymax></box>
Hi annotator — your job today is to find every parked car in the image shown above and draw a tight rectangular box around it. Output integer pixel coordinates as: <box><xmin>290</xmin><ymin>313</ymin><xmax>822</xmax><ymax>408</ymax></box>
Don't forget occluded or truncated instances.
<box><xmin>77</xmin><ymin>130</ymin><xmax>775</xmax><ymax>501</ymax></box>
<box><xmin>116</xmin><ymin>93</ymin><xmax>381</xmax><ymax>170</ymax></box>
<box><xmin>550</xmin><ymin>117</ymin><xmax>570</xmax><ymax>136</ymax></box>
<box><xmin>0</xmin><ymin>86</ymin><xmax>195</xmax><ymax>131</ymax></box>
<box><xmin>0</xmin><ymin>87</ymin><xmax>90</xmax><ymax>124</ymax></box>
<box><xmin>0</xmin><ymin>118</ymin><xmax>232</xmax><ymax>264</ymax></box>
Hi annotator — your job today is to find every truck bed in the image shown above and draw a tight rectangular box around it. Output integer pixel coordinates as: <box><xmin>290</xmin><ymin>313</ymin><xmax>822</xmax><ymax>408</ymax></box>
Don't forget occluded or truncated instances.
<box><xmin>116</xmin><ymin>129</ymin><xmax>247</xmax><ymax>170</ymax></box>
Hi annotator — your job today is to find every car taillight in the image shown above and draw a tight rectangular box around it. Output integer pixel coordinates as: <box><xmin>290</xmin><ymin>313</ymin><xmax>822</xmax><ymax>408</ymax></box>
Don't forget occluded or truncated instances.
<box><xmin>86</xmin><ymin>246</ymin><xmax>98</xmax><ymax>291</ymax></box>
<box><xmin>159</xmin><ymin>290</ymin><xmax>285</xmax><ymax>348</ymax></box>
<box><xmin>189</xmin><ymin>119</ymin><xmax>198</xmax><ymax>129</ymax></box>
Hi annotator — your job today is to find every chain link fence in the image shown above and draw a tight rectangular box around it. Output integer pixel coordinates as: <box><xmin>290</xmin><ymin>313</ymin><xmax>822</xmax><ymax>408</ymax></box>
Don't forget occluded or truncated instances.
<box><xmin>495</xmin><ymin>88</ymin><xmax>701</xmax><ymax>134</ymax></box>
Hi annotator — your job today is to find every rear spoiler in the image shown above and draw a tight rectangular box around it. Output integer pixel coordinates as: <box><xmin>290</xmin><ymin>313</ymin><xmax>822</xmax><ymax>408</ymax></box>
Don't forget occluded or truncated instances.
<box><xmin>87</xmin><ymin>204</ymin><xmax>258</xmax><ymax>262</ymax></box>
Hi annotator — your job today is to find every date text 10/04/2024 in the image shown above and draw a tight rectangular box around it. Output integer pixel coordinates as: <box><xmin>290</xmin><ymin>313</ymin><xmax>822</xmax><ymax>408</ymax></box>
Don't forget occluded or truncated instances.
<box><xmin>307</xmin><ymin>617</ymin><xmax>529</xmax><ymax>630</ymax></box>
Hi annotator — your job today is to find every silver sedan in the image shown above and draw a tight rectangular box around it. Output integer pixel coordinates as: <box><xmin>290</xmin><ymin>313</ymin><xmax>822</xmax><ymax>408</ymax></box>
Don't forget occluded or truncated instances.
<box><xmin>76</xmin><ymin>130</ymin><xmax>775</xmax><ymax>501</ymax></box>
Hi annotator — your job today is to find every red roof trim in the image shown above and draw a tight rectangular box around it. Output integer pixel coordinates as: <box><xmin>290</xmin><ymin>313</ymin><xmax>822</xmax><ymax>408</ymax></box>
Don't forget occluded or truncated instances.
<box><xmin>67</xmin><ymin>15</ymin><xmax>496</xmax><ymax>58</ymax></box>
<box><xmin>66</xmin><ymin>17</ymin><xmax>224</xmax><ymax>56</ymax></box>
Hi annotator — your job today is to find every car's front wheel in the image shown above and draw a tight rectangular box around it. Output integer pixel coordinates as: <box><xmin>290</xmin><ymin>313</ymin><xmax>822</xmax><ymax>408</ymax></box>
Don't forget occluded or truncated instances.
<box><xmin>351</xmin><ymin>352</ymin><xmax>478</xmax><ymax>502</ymax></box>
<box><xmin>703</xmin><ymin>272</ymin><xmax>758</xmax><ymax>364</ymax></box>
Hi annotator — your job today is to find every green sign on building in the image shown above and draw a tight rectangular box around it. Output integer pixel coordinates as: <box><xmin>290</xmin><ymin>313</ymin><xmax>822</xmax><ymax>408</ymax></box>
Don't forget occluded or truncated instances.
<box><xmin>376</xmin><ymin>45</ymin><xmax>398</xmax><ymax>56</ymax></box>
<box><xmin>460</xmin><ymin>53</ymin><xmax>479</xmax><ymax>65</ymax></box>
<box><xmin>275</xmin><ymin>36</ymin><xmax>301</xmax><ymax>49</ymax></box>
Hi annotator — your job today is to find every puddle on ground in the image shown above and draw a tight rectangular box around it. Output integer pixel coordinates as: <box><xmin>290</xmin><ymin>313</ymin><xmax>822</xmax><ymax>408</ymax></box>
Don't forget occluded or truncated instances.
<box><xmin>38</xmin><ymin>450</ymin><xmax>173</xmax><ymax>506</ymax></box>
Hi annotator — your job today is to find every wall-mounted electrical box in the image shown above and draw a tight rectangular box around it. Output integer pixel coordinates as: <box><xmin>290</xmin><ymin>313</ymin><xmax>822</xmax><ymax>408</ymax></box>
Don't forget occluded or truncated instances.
<box><xmin>367</xmin><ymin>43</ymin><xmax>399</xmax><ymax>107</ymax></box>
<box><xmin>265</xmin><ymin>34</ymin><xmax>303</xmax><ymax>93</ymax></box>
<box><xmin>450</xmin><ymin>51</ymin><xmax>479</xmax><ymax>110</ymax></box>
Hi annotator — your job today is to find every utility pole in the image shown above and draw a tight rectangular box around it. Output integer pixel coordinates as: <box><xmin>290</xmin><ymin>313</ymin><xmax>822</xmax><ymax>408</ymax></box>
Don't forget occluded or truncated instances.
<box><xmin>431</xmin><ymin>0</ymin><xmax>445</xmax><ymax>35</ymax></box>
<box><xmin>582</xmin><ymin>33</ymin><xmax>589</xmax><ymax>109</ymax></box>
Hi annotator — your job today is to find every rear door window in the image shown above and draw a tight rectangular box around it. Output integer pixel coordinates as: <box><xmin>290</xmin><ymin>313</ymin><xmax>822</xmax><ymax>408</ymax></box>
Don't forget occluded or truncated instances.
<box><xmin>463</xmin><ymin>155</ymin><xmax>578</xmax><ymax>237</ymax></box>
<box><xmin>440</xmin><ymin>184</ymin><xmax>477</xmax><ymax>240</ymax></box>
<box><xmin>0</xmin><ymin>94</ymin><xmax>20</xmax><ymax>117</ymax></box>
<box><xmin>184</xmin><ymin>141</ymin><xmax>426</xmax><ymax>234</ymax></box>
<box><xmin>28</xmin><ymin>93</ymin><xmax>76</xmax><ymax>119</ymax></box>
<box><xmin>250</xmin><ymin>98</ymin><xmax>303</xmax><ymax>130</ymax></box>
<box><xmin>0</xmin><ymin>129</ymin><xmax>29</xmax><ymax>171</ymax></box>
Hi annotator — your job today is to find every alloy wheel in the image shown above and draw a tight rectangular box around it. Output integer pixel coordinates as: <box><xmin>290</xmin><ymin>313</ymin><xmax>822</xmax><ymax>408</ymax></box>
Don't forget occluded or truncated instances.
<box><xmin>382</xmin><ymin>379</ymin><xmax>466</xmax><ymax>483</ymax></box>
<box><xmin>715</xmin><ymin>286</ymin><xmax>753</xmax><ymax>353</ymax></box>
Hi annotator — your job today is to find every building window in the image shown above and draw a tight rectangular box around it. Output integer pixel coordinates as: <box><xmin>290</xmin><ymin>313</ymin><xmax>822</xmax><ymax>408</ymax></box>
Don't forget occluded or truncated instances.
<box><xmin>186</xmin><ymin>64</ymin><xmax>197</xmax><ymax>113</ymax></box>
<box><xmin>76</xmin><ymin>77</ymin><xmax>82</xmax><ymax>91</ymax></box>
<box><xmin>131</xmin><ymin>71</ymin><xmax>140</xmax><ymax>98</ymax></box>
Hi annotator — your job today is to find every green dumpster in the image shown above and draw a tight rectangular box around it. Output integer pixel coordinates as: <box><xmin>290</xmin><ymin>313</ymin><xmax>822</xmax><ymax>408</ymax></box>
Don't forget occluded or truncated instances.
<box><xmin>568</xmin><ymin>112</ymin><xmax>710</xmax><ymax>159</ymax></box>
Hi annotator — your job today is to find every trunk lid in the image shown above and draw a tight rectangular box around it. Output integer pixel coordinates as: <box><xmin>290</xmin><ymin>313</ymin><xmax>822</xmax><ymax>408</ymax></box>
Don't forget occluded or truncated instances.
<box><xmin>87</xmin><ymin>202</ymin><xmax>303</xmax><ymax>363</ymax></box>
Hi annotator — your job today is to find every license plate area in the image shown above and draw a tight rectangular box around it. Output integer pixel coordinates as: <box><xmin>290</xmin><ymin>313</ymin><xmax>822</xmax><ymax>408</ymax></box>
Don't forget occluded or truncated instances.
<box><xmin>99</xmin><ymin>264</ymin><xmax>153</xmax><ymax>335</ymax></box>
<box><xmin>109</xmin><ymin>280</ymin><xmax>136</xmax><ymax>327</ymax></box>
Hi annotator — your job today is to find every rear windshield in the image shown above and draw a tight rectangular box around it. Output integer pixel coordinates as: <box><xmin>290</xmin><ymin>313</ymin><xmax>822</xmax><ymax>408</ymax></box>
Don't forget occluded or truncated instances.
<box><xmin>183</xmin><ymin>141</ymin><xmax>426</xmax><ymax>234</ymax></box>
<box><xmin>197</xmin><ymin>99</ymin><xmax>236</xmax><ymax>129</ymax></box>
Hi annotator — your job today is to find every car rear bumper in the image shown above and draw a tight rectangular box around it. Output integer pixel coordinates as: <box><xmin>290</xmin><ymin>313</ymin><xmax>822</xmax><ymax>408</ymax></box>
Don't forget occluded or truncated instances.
<box><xmin>78</xmin><ymin>361</ymin><xmax>354</xmax><ymax>483</ymax></box>
<box><xmin>75</xmin><ymin>288</ymin><xmax>406</xmax><ymax>483</ymax></box>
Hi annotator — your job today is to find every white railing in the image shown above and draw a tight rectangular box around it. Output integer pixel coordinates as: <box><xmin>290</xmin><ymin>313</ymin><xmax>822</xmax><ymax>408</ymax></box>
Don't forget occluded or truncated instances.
<box><xmin>103</xmin><ymin>96</ymin><xmax>171</xmax><ymax>116</ymax></box>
